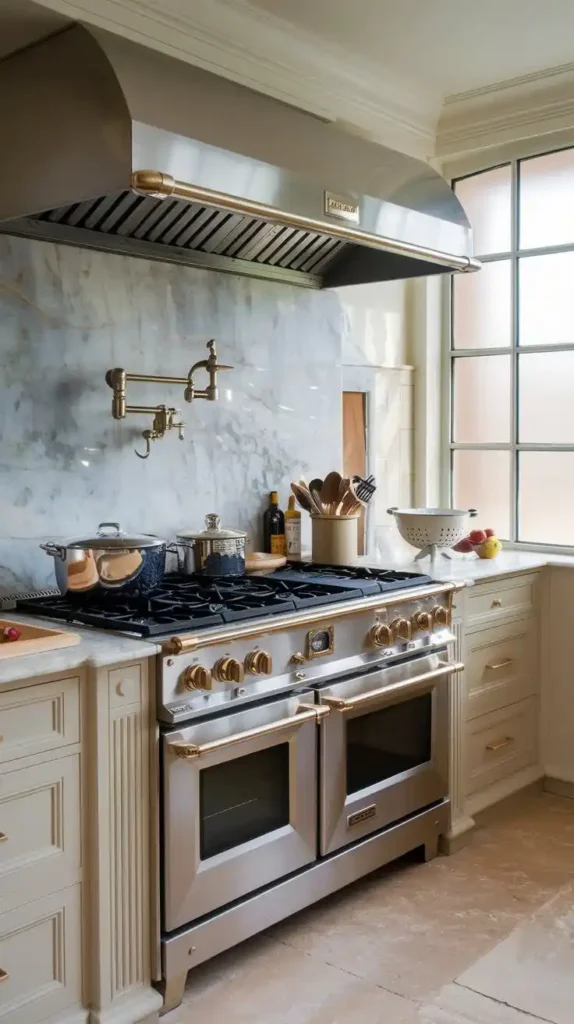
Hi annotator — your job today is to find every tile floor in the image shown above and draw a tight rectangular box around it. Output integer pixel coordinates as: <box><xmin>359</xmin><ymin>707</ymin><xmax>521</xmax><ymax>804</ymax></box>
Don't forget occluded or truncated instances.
<box><xmin>165</xmin><ymin>790</ymin><xmax>574</xmax><ymax>1023</ymax></box>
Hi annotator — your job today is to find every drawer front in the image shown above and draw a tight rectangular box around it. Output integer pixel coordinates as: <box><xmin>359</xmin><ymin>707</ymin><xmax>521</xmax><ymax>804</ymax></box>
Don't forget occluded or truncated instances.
<box><xmin>466</xmin><ymin>574</ymin><xmax>538</xmax><ymax>629</ymax></box>
<box><xmin>465</xmin><ymin>697</ymin><xmax>538</xmax><ymax>796</ymax></box>
<box><xmin>0</xmin><ymin>755</ymin><xmax>81</xmax><ymax>906</ymax></box>
<box><xmin>0</xmin><ymin>678</ymin><xmax>80</xmax><ymax>764</ymax></box>
<box><xmin>465</xmin><ymin>619</ymin><xmax>538</xmax><ymax>720</ymax></box>
<box><xmin>0</xmin><ymin>884</ymin><xmax>81</xmax><ymax>1023</ymax></box>
<box><xmin>109</xmin><ymin>663</ymin><xmax>142</xmax><ymax>708</ymax></box>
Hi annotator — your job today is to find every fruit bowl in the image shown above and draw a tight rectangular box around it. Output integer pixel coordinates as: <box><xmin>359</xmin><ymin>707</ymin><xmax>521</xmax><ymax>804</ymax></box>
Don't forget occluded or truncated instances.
<box><xmin>386</xmin><ymin>507</ymin><xmax>478</xmax><ymax>560</ymax></box>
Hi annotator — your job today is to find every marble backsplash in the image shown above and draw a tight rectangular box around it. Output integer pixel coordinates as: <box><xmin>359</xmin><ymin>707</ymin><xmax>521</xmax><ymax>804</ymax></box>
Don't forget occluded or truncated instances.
<box><xmin>0</xmin><ymin>237</ymin><xmax>343</xmax><ymax>594</ymax></box>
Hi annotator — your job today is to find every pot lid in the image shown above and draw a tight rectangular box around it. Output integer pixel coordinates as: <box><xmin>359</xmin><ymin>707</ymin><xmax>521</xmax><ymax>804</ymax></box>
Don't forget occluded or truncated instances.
<box><xmin>66</xmin><ymin>522</ymin><xmax>165</xmax><ymax>549</ymax></box>
<box><xmin>177</xmin><ymin>513</ymin><xmax>247</xmax><ymax>541</ymax></box>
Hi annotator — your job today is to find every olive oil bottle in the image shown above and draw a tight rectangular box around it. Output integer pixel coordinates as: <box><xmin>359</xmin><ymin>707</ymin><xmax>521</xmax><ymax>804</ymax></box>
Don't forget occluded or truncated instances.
<box><xmin>285</xmin><ymin>495</ymin><xmax>302</xmax><ymax>559</ymax></box>
<box><xmin>263</xmin><ymin>491</ymin><xmax>286</xmax><ymax>555</ymax></box>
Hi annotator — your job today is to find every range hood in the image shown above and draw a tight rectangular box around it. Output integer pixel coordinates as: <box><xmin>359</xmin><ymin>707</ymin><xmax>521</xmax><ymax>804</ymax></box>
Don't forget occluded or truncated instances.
<box><xmin>0</xmin><ymin>24</ymin><xmax>478</xmax><ymax>289</ymax></box>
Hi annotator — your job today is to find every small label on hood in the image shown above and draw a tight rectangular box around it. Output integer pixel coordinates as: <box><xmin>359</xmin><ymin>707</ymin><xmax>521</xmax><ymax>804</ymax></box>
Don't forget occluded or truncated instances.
<box><xmin>324</xmin><ymin>192</ymin><xmax>360</xmax><ymax>223</ymax></box>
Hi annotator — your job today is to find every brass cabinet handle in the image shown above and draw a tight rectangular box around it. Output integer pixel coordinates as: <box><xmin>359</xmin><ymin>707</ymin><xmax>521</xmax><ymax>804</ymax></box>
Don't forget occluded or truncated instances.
<box><xmin>485</xmin><ymin>735</ymin><xmax>514</xmax><ymax>752</ymax></box>
<box><xmin>0</xmin><ymin>969</ymin><xmax>9</xmax><ymax>982</ymax></box>
<box><xmin>0</xmin><ymin>833</ymin><xmax>7</xmax><ymax>843</ymax></box>
<box><xmin>486</xmin><ymin>658</ymin><xmax>513</xmax><ymax>671</ymax></box>
<box><xmin>492</xmin><ymin>598</ymin><xmax>502</xmax><ymax>608</ymax></box>
<box><xmin>321</xmin><ymin>660</ymin><xmax>464</xmax><ymax>714</ymax></box>
<box><xmin>170</xmin><ymin>704</ymin><xmax>329</xmax><ymax>759</ymax></box>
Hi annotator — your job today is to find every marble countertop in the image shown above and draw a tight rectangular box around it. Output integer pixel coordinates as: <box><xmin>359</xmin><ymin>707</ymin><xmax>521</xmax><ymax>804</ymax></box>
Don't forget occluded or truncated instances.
<box><xmin>354</xmin><ymin>548</ymin><xmax>574</xmax><ymax>586</ymax></box>
<box><xmin>0</xmin><ymin>612</ymin><xmax>159</xmax><ymax>687</ymax></box>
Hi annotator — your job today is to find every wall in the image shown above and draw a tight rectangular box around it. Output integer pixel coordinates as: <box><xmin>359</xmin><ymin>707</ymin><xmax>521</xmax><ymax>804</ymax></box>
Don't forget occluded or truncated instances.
<box><xmin>337</xmin><ymin>280</ymin><xmax>416</xmax><ymax>559</ymax></box>
<box><xmin>0</xmin><ymin>237</ymin><xmax>343</xmax><ymax>594</ymax></box>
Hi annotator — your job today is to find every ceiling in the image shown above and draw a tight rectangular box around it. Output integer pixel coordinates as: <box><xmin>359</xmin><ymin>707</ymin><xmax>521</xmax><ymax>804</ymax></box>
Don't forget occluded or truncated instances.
<box><xmin>249</xmin><ymin>0</ymin><xmax>574</xmax><ymax>97</ymax></box>
<box><xmin>0</xmin><ymin>0</ymin><xmax>69</xmax><ymax>59</ymax></box>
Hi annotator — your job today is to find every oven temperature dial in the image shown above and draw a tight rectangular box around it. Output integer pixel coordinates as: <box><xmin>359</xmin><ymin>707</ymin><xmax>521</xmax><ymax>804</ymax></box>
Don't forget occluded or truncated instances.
<box><xmin>390</xmin><ymin>617</ymin><xmax>412</xmax><ymax>642</ymax></box>
<box><xmin>181</xmin><ymin>665</ymin><xmax>212</xmax><ymax>691</ymax></box>
<box><xmin>245</xmin><ymin>650</ymin><xmax>273</xmax><ymax>676</ymax></box>
<box><xmin>432</xmin><ymin>605</ymin><xmax>450</xmax><ymax>627</ymax></box>
<box><xmin>413</xmin><ymin>611</ymin><xmax>433</xmax><ymax>633</ymax></box>
<box><xmin>369</xmin><ymin>623</ymin><xmax>393</xmax><ymax>648</ymax></box>
<box><xmin>213</xmin><ymin>657</ymin><xmax>245</xmax><ymax>684</ymax></box>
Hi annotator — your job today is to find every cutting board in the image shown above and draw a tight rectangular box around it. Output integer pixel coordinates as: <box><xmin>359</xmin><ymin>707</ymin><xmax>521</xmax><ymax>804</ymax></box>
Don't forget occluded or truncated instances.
<box><xmin>0</xmin><ymin>619</ymin><xmax>81</xmax><ymax>659</ymax></box>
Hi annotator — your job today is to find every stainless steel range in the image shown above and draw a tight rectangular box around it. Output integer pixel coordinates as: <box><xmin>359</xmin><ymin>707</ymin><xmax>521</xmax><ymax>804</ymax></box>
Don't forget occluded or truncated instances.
<box><xmin>19</xmin><ymin>563</ymin><xmax>462</xmax><ymax>1014</ymax></box>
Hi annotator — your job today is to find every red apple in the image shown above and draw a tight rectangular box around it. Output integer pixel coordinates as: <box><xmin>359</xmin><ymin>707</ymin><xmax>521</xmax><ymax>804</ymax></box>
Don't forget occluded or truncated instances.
<box><xmin>469</xmin><ymin>529</ymin><xmax>487</xmax><ymax>544</ymax></box>
<box><xmin>453</xmin><ymin>538</ymin><xmax>474</xmax><ymax>553</ymax></box>
<box><xmin>484</xmin><ymin>528</ymin><xmax>496</xmax><ymax>538</ymax></box>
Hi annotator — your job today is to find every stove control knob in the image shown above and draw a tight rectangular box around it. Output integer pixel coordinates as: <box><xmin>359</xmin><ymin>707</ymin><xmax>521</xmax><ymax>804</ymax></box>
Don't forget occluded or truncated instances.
<box><xmin>213</xmin><ymin>657</ymin><xmax>245</xmax><ymax>684</ymax></box>
<box><xmin>370</xmin><ymin>623</ymin><xmax>393</xmax><ymax>648</ymax></box>
<box><xmin>413</xmin><ymin>611</ymin><xmax>433</xmax><ymax>633</ymax></box>
<box><xmin>432</xmin><ymin>605</ymin><xmax>450</xmax><ymax>628</ymax></box>
<box><xmin>245</xmin><ymin>650</ymin><xmax>273</xmax><ymax>676</ymax></box>
<box><xmin>391</xmin><ymin>617</ymin><xmax>412</xmax><ymax>643</ymax></box>
<box><xmin>181</xmin><ymin>665</ymin><xmax>212</xmax><ymax>691</ymax></box>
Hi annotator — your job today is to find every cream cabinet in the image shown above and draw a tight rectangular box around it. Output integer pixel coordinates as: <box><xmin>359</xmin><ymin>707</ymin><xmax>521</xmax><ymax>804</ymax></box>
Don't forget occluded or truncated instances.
<box><xmin>0</xmin><ymin>657</ymin><xmax>161</xmax><ymax>1024</ymax></box>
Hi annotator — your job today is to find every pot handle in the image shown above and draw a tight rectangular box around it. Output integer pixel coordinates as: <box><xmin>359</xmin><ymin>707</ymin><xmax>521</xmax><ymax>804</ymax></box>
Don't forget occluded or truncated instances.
<box><xmin>40</xmin><ymin>542</ymin><xmax>66</xmax><ymax>560</ymax></box>
<box><xmin>97</xmin><ymin>522</ymin><xmax>122</xmax><ymax>537</ymax></box>
<box><xmin>386</xmin><ymin>507</ymin><xmax>398</xmax><ymax>515</ymax></box>
<box><xmin>468</xmin><ymin>508</ymin><xmax>478</xmax><ymax>517</ymax></box>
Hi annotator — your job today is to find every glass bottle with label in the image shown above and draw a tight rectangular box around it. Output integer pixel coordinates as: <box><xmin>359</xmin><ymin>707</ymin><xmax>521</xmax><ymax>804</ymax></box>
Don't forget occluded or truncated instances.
<box><xmin>263</xmin><ymin>491</ymin><xmax>286</xmax><ymax>555</ymax></box>
<box><xmin>285</xmin><ymin>495</ymin><xmax>302</xmax><ymax>559</ymax></box>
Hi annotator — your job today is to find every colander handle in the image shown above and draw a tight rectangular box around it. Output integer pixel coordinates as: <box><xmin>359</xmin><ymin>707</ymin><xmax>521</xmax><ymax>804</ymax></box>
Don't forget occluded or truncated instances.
<box><xmin>386</xmin><ymin>507</ymin><xmax>398</xmax><ymax>515</ymax></box>
<box><xmin>468</xmin><ymin>508</ymin><xmax>478</xmax><ymax>517</ymax></box>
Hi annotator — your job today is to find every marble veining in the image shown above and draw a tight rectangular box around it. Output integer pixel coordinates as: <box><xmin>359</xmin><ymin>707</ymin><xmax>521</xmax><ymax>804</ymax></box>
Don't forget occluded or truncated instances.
<box><xmin>0</xmin><ymin>237</ymin><xmax>343</xmax><ymax>593</ymax></box>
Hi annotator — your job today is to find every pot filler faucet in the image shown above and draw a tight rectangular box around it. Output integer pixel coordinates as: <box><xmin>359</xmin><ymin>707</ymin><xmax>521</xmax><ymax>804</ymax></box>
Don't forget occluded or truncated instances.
<box><xmin>105</xmin><ymin>340</ymin><xmax>233</xmax><ymax>458</ymax></box>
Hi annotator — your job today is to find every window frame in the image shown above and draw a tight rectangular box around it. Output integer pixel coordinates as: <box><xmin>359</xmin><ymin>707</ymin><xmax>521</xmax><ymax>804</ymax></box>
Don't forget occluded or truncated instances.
<box><xmin>448</xmin><ymin>149</ymin><xmax>574</xmax><ymax>553</ymax></box>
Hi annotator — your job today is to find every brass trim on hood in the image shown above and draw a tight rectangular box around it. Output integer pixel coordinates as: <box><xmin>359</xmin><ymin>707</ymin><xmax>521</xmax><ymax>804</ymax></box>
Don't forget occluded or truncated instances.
<box><xmin>131</xmin><ymin>171</ymin><xmax>481</xmax><ymax>275</ymax></box>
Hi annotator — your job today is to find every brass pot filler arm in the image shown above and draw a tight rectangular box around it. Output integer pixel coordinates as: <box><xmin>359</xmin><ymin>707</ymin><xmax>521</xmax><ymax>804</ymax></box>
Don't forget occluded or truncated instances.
<box><xmin>105</xmin><ymin>340</ymin><xmax>233</xmax><ymax>459</ymax></box>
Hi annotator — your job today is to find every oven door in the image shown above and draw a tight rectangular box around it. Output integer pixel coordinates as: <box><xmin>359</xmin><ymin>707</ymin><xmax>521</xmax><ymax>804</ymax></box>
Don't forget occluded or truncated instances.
<box><xmin>162</xmin><ymin>694</ymin><xmax>324</xmax><ymax>932</ymax></box>
<box><xmin>318</xmin><ymin>651</ymin><xmax>462</xmax><ymax>856</ymax></box>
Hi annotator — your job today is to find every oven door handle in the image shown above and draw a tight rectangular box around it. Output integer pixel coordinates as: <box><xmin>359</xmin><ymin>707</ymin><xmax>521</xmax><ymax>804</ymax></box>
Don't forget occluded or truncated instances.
<box><xmin>169</xmin><ymin>703</ymin><xmax>329</xmax><ymax>759</ymax></box>
<box><xmin>321</xmin><ymin>660</ymin><xmax>464</xmax><ymax>714</ymax></box>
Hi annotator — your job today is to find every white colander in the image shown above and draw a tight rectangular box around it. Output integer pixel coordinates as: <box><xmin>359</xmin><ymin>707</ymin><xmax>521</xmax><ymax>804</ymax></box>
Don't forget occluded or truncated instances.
<box><xmin>387</xmin><ymin>507</ymin><xmax>478</xmax><ymax>560</ymax></box>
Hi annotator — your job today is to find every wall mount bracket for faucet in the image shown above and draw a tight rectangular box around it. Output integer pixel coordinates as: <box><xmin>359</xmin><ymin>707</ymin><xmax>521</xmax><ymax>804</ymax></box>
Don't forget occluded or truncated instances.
<box><xmin>105</xmin><ymin>340</ymin><xmax>232</xmax><ymax>458</ymax></box>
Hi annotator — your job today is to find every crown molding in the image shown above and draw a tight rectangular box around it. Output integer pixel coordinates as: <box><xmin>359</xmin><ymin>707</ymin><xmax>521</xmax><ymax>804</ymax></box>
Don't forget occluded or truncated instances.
<box><xmin>33</xmin><ymin>0</ymin><xmax>439</xmax><ymax>159</ymax></box>
<box><xmin>437</xmin><ymin>62</ymin><xmax>574</xmax><ymax>158</ymax></box>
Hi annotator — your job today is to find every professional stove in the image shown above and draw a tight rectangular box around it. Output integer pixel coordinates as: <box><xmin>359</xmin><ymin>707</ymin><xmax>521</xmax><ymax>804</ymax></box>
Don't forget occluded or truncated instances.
<box><xmin>18</xmin><ymin>561</ymin><xmax>462</xmax><ymax>1014</ymax></box>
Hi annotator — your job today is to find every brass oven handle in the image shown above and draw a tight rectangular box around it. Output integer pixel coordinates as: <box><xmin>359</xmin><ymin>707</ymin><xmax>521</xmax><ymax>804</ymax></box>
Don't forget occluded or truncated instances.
<box><xmin>485</xmin><ymin>735</ymin><xmax>513</xmax><ymax>752</ymax></box>
<box><xmin>486</xmin><ymin>658</ymin><xmax>513</xmax><ymax>671</ymax></box>
<box><xmin>170</xmin><ymin>704</ymin><xmax>329</xmax><ymax>759</ymax></box>
<box><xmin>321</xmin><ymin>661</ymin><xmax>464</xmax><ymax>713</ymax></box>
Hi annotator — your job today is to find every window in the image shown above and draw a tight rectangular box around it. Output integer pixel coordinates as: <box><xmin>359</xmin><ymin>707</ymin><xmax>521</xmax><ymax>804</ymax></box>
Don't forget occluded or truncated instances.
<box><xmin>450</xmin><ymin>149</ymin><xmax>574</xmax><ymax>547</ymax></box>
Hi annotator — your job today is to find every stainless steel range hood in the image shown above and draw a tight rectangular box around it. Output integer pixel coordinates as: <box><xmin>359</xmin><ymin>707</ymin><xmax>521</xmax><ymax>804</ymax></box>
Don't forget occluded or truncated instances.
<box><xmin>0</xmin><ymin>24</ymin><xmax>478</xmax><ymax>289</ymax></box>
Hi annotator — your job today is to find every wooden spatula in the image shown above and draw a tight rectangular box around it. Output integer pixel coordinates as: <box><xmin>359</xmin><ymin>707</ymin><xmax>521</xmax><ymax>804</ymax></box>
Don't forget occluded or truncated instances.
<box><xmin>309</xmin><ymin>478</ymin><xmax>324</xmax><ymax>514</ymax></box>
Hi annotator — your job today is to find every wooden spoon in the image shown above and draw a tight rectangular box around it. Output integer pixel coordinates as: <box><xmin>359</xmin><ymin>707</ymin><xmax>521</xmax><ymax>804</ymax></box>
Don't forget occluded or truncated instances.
<box><xmin>290</xmin><ymin>481</ymin><xmax>313</xmax><ymax>513</ymax></box>
<box><xmin>321</xmin><ymin>471</ymin><xmax>342</xmax><ymax>514</ymax></box>
<box><xmin>309</xmin><ymin>478</ymin><xmax>324</xmax><ymax>514</ymax></box>
<box><xmin>335</xmin><ymin>476</ymin><xmax>351</xmax><ymax>514</ymax></box>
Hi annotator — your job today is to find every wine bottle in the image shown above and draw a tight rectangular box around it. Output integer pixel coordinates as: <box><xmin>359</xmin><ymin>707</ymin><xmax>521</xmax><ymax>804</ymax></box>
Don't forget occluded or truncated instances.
<box><xmin>285</xmin><ymin>495</ymin><xmax>302</xmax><ymax>559</ymax></box>
<box><xmin>263</xmin><ymin>491</ymin><xmax>286</xmax><ymax>555</ymax></box>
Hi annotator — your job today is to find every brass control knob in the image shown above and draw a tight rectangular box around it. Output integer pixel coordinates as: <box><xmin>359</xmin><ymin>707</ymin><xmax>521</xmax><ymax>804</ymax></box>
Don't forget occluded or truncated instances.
<box><xmin>370</xmin><ymin>623</ymin><xmax>393</xmax><ymax>648</ymax></box>
<box><xmin>181</xmin><ymin>665</ymin><xmax>212</xmax><ymax>691</ymax></box>
<box><xmin>390</xmin><ymin>617</ymin><xmax>412</xmax><ymax>642</ymax></box>
<box><xmin>432</xmin><ymin>605</ymin><xmax>450</xmax><ymax>627</ymax></box>
<box><xmin>245</xmin><ymin>650</ymin><xmax>273</xmax><ymax>676</ymax></box>
<box><xmin>213</xmin><ymin>657</ymin><xmax>245</xmax><ymax>684</ymax></box>
<box><xmin>413</xmin><ymin>611</ymin><xmax>433</xmax><ymax>633</ymax></box>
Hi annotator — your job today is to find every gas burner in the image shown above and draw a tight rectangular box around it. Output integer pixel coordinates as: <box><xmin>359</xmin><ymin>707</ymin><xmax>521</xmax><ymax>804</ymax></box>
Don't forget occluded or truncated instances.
<box><xmin>275</xmin><ymin>562</ymin><xmax>432</xmax><ymax>594</ymax></box>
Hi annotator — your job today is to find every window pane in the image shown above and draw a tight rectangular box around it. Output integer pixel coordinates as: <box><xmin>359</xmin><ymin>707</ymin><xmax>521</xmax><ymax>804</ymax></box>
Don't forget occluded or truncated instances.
<box><xmin>453</xmin><ymin>260</ymin><xmax>511</xmax><ymax>350</ymax></box>
<box><xmin>453</xmin><ymin>356</ymin><xmax>511</xmax><ymax>443</ymax></box>
<box><xmin>519</xmin><ymin>351</ymin><xmax>574</xmax><ymax>443</ymax></box>
<box><xmin>519</xmin><ymin>252</ymin><xmax>574</xmax><ymax>346</ymax></box>
<box><xmin>455</xmin><ymin>166</ymin><xmax>511</xmax><ymax>255</ymax></box>
<box><xmin>519</xmin><ymin>452</ymin><xmax>574</xmax><ymax>545</ymax></box>
<box><xmin>520</xmin><ymin>148</ymin><xmax>574</xmax><ymax>249</ymax></box>
<box><xmin>453</xmin><ymin>450</ymin><xmax>511</xmax><ymax>539</ymax></box>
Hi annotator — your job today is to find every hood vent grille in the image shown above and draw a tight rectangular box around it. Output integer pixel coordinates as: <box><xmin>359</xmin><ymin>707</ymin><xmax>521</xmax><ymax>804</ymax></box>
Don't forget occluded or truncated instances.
<box><xmin>26</xmin><ymin>191</ymin><xmax>347</xmax><ymax>285</ymax></box>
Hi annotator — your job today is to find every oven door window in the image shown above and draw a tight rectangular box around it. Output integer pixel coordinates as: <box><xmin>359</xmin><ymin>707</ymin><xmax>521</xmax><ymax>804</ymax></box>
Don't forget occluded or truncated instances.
<box><xmin>199</xmin><ymin>743</ymin><xmax>290</xmax><ymax>859</ymax></box>
<box><xmin>346</xmin><ymin>692</ymin><xmax>432</xmax><ymax>795</ymax></box>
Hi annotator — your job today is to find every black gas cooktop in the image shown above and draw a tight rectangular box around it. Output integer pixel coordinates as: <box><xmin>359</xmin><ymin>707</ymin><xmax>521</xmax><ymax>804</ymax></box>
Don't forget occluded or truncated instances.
<box><xmin>17</xmin><ymin>563</ymin><xmax>432</xmax><ymax>638</ymax></box>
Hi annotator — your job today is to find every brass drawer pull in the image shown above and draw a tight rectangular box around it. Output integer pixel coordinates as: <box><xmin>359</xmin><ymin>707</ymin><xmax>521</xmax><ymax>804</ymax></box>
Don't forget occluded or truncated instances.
<box><xmin>492</xmin><ymin>598</ymin><xmax>502</xmax><ymax>607</ymax></box>
<box><xmin>0</xmin><ymin>833</ymin><xmax>7</xmax><ymax>843</ymax></box>
<box><xmin>485</xmin><ymin>735</ymin><xmax>514</xmax><ymax>752</ymax></box>
<box><xmin>486</xmin><ymin>658</ymin><xmax>513</xmax><ymax>671</ymax></box>
<box><xmin>0</xmin><ymin>969</ymin><xmax>9</xmax><ymax>982</ymax></box>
